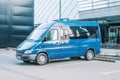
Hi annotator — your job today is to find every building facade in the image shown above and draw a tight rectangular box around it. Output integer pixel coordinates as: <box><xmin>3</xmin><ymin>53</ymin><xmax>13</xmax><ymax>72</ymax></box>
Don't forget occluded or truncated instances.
<box><xmin>0</xmin><ymin>0</ymin><xmax>34</xmax><ymax>47</ymax></box>
<box><xmin>34</xmin><ymin>0</ymin><xmax>79</xmax><ymax>24</ymax></box>
<box><xmin>78</xmin><ymin>0</ymin><xmax>120</xmax><ymax>49</ymax></box>
<box><xmin>34</xmin><ymin>0</ymin><xmax>120</xmax><ymax>49</ymax></box>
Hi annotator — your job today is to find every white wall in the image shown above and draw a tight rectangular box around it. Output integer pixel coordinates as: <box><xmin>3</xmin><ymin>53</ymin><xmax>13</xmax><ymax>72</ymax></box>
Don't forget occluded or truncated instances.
<box><xmin>34</xmin><ymin>0</ymin><xmax>79</xmax><ymax>24</ymax></box>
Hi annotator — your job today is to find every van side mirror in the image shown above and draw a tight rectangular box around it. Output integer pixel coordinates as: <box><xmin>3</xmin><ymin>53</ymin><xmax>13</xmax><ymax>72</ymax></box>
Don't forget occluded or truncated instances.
<box><xmin>42</xmin><ymin>37</ymin><xmax>47</xmax><ymax>42</ymax></box>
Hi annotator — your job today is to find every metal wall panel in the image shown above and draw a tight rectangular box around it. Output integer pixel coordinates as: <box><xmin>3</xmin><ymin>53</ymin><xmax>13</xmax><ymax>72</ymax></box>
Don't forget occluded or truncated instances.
<box><xmin>79</xmin><ymin>6</ymin><xmax>120</xmax><ymax>20</ymax></box>
<box><xmin>0</xmin><ymin>0</ymin><xmax>34</xmax><ymax>47</ymax></box>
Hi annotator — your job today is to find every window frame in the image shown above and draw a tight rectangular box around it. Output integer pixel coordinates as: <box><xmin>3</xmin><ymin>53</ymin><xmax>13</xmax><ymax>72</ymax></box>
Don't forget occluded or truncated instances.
<box><xmin>45</xmin><ymin>29</ymin><xmax>59</xmax><ymax>41</ymax></box>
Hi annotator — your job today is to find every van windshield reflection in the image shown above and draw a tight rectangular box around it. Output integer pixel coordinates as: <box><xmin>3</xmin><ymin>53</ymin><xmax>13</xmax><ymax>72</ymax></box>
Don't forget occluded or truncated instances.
<box><xmin>27</xmin><ymin>29</ymin><xmax>47</xmax><ymax>41</ymax></box>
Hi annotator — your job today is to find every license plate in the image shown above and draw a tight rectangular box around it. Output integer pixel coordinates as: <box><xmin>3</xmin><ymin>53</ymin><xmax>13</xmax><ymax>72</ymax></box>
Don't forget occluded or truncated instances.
<box><xmin>16</xmin><ymin>56</ymin><xmax>21</xmax><ymax>60</ymax></box>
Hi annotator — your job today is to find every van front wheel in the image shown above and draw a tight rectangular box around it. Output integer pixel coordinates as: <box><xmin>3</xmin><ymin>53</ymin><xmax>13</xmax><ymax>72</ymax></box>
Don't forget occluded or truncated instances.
<box><xmin>36</xmin><ymin>53</ymin><xmax>48</xmax><ymax>65</ymax></box>
<box><xmin>85</xmin><ymin>50</ymin><xmax>95</xmax><ymax>60</ymax></box>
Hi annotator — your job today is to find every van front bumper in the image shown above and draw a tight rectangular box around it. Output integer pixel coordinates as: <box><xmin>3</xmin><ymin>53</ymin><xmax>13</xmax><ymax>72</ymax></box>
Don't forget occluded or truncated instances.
<box><xmin>16</xmin><ymin>54</ymin><xmax>37</xmax><ymax>61</ymax></box>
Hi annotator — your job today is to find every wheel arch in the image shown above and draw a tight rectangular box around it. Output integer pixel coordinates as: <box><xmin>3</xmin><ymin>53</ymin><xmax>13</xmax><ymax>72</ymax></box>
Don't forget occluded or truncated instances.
<box><xmin>84</xmin><ymin>48</ymin><xmax>95</xmax><ymax>60</ymax></box>
<box><xmin>36</xmin><ymin>51</ymin><xmax>50</xmax><ymax>62</ymax></box>
<box><xmin>87</xmin><ymin>48</ymin><xmax>95</xmax><ymax>56</ymax></box>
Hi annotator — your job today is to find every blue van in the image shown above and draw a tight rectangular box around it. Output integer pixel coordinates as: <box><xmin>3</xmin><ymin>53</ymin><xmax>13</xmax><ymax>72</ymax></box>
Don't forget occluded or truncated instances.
<box><xmin>16</xmin><ymin>19</ymin><xmax>101</xmax><ymax>65</ymax></box>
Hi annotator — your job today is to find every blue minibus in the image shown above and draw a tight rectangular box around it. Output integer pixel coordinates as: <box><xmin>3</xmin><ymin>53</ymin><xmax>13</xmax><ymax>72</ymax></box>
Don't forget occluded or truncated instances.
<box><xmin>16</xmin><ymin>19</ymin><xmax>101</xmax><ymax>65</ymax></box>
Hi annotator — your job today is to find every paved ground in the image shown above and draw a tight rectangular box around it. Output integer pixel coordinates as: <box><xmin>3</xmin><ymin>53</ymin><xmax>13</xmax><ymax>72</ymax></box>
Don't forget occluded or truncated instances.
<box><xmin>101</xmin><ymin>48</ymin><xmax>120</xmax><ymax>56</ymax></box>
<box><xmin>0</xmin><ymin>49</ymin><xmax>120</xmax><ymax>80</ymax></box>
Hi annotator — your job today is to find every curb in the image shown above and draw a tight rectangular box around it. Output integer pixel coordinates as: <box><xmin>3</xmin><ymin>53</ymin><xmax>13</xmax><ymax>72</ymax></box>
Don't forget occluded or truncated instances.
<box><xmin>94</xmin><ymin>58</ymin><xmax>116</xmax><ymax>63</ymax></box>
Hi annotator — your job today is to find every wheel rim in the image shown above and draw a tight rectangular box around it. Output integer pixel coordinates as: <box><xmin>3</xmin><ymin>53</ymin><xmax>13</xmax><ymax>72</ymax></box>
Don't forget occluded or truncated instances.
<box><xmin>38</xmin><ymin>55</ymin><xmax>47</xmax><ymax>64</ymax></box>
<box><xmin>87</xmin><ymin>50</ymin><xmax>93</xmax><ymax>60</ymax></box>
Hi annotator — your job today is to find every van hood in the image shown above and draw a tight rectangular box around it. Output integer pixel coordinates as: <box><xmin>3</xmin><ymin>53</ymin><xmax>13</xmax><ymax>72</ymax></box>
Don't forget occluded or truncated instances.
<box><xmin>17</xmin><ymin>40</ymin><xmax>39</xmax><ymax>50</ymax></box>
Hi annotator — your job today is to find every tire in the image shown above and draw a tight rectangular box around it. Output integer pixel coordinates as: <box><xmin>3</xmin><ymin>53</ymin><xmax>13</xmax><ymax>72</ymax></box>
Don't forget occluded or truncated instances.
<box><xmin>36</xmin><ymin>53</ymin><xmax>48</xmax><ymax>65</ymax></box>
<box><xmin>85</xmin><ymin>50</ymin><xmax>95</xmax><ymax>60</ymax></box>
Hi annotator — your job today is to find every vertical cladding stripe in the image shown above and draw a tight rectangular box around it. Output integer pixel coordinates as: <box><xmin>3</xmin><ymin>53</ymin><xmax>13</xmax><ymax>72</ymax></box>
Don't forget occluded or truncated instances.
<box><xmin>35</xmin><ymin>0</ymin><xmax>54</xmax><ymax>23</ymax></box>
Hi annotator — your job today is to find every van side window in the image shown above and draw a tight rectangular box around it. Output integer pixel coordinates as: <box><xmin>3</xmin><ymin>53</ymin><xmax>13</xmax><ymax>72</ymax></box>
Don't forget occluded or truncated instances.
<box><xmin>60</xmin><ymin>29</ymin><xmax>69</xmax><ymax>40</ymax></box>
<box><xmin>46</xmin><ymin>29</ymin><xmax>58</xmax><ymax>41</ymax></box>
<box><xmin>83</xmin><ymin>27</ymin><xmax>98</xmax><ymax>38</ymax></box>
<box><xmin>69</xmin><ymin>26</ymin><xmax>98</xmax><ymax>39</ymax></box>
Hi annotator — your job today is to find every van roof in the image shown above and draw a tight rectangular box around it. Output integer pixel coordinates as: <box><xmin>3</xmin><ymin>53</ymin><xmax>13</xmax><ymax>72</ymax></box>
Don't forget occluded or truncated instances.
<box><xmin>58</xmin><ymin>20</ymin><xmax>99</xmax><ymax>27</ymax></box>
<box><xmin>37</xmin><ymin>20</ymin><xmax>99</xmax><ymax>29</ymax></box>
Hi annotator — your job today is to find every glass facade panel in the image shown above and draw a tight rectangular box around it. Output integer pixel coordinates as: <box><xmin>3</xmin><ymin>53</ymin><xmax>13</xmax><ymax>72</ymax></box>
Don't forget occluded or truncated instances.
<box><xmin>78</xmin><ymin>0</ymin><xmax>92</xmax><ymax>5</ymax></box>
<box><xmin>109</xmin><ymin>1</ymin><xmax>120</xmax><ymax>7</ymax></box>
<box><xmin>79</xmin><ymin>7</ymin><xmax>92</xmax><ymax>11</ymax></box>
<box><xmin>78</xmin><ymin>0</ymin><xmax>120</xmax><ymax>49</ymax></box>
<box><xmin>78</xmin><ymin>0</ymin><xmax>120</xmax><ymax>11</ymax></box>
<box><xmin>109</xmin><ymin>0</ymin><xmax>120</xmax><ymax>2</ymax></box>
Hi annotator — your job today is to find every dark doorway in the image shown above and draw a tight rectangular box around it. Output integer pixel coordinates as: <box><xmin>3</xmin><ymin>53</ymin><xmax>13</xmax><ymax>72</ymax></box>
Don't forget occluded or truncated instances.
<box><xmin>117</xmin><ymin>28</ymin><xmax>120</xmax><ymax>44</ymax></box>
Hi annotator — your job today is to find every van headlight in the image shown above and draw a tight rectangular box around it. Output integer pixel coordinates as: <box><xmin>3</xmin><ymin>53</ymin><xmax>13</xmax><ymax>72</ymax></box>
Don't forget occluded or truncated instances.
<box><xmin>24</xmin><ymin>50</ymin><xmax>33</xmax><ymax>54</ymax></box>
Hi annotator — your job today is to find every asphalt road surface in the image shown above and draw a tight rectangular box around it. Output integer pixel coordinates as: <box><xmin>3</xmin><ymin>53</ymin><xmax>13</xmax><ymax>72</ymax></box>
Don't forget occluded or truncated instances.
<box><xmin>0</xmin><ymin>49</ymin><xmax>120</xmax><ymax>80</ymax></box>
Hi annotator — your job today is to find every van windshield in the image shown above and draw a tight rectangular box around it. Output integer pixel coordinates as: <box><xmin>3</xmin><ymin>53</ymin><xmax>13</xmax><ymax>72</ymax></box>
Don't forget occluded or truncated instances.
<box><xmin>27</xmin><ymin>29</ymin><xmax>47</xmax><ymax>41</ymax></box>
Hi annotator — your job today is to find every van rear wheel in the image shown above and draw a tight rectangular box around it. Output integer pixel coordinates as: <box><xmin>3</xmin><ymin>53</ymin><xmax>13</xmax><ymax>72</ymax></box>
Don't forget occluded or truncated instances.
<box><xmin>85</xmin><ymin>50</ymin><xmax>95</xmax><ymax>60</ymax></box>
<box><xmin>36</xmin><ymin>53</ymin><xmax>48</xmax><ymax>65</ymax></box>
